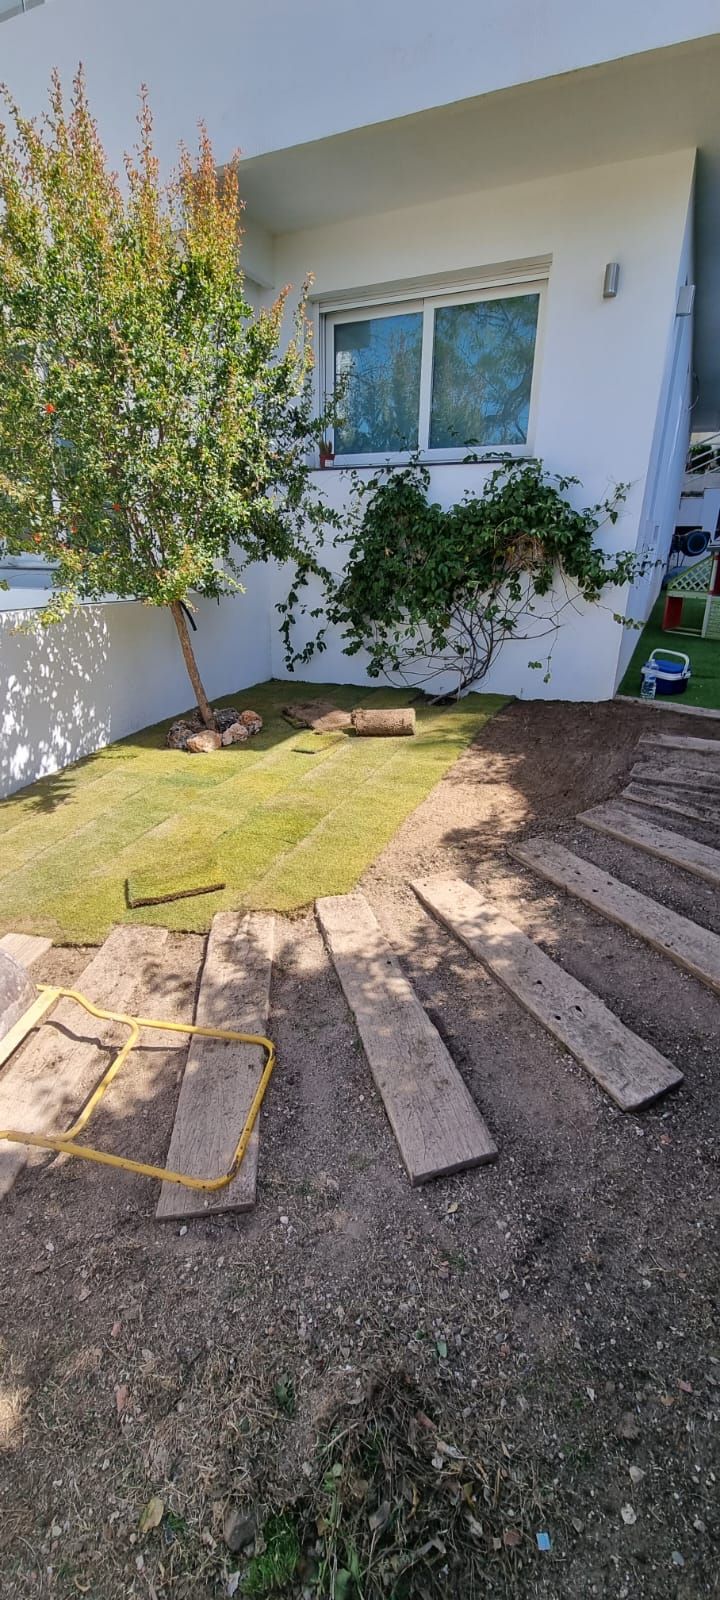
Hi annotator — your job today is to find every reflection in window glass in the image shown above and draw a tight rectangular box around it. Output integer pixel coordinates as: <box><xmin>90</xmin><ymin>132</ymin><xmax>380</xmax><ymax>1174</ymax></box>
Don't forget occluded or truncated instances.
<box><xmin>429</xmin><ymin>294</ymin><xmax>539</xmax><ymax>449</ymax></box>
<box><xmin>0</xmin><ymin>0</ymin><xmax>44</xmax><ymax>19</ymax></box>
<box><xmin>334</xmin><ymin>312</ymin><xmax>423</xmax><ymax>455</ymax></box>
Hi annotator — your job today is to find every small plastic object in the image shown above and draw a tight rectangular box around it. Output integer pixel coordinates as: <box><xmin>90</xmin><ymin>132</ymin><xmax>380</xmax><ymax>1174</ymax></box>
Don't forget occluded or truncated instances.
<box><xmin>640</xmin><ymin>668</ymin><xmax>657</xmax><ymax>701</ymax></box>
<box><xmin>536</xmin><ymin>1531</ymin><xmax>552</xmax><ymax>1552</ymax></box>
<box><xmin>641</xmin><ymin>648</ymin><xmax>691</xmax><ymax>697</ymax></box>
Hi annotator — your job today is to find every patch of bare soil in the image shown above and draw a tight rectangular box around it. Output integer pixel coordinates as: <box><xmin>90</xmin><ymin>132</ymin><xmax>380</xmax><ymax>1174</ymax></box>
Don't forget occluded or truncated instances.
<box><xmin>0</xmin><ymin>700</ymin><xmax>718</xmax><ymax>1599</ymax></box>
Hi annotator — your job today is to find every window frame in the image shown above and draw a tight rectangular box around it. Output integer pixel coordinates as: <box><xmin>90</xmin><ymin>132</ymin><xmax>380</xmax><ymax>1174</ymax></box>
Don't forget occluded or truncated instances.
<box><xmin>0</xmin><ymin>0</ymin><xmax>45</xmax><ymax>22</ymax></box>
<box><xmin>321</xmin><ymin>276</ymin><xmax>546</xmax><ymax>468</ymax></box>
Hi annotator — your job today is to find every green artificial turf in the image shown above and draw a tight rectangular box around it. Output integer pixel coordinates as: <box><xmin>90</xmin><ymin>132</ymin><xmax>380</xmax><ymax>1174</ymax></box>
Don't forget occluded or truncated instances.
<box><xmin>0</xmin><ymin>680</ymin><xmax>507</xmax><ymax>944</ymax></box>
<box><xmin>619</xmin><ymin>596</ymin><xmax>720</xmax><ymax>710</ymax></box>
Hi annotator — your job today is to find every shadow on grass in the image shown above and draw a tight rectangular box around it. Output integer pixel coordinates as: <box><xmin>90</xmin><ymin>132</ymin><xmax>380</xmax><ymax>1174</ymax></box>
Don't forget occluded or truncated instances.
<box><xmin>0</xmin><ymin>680</ymin><xmax>508</xmax><ymax>943</ymax></box>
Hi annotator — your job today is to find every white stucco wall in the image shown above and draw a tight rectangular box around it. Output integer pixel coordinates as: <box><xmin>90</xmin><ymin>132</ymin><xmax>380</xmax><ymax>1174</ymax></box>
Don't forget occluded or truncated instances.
<box><xmin>0</xmin><ymin>147</ymin><xmax>696</xmax><ymax>799</ymax></box>
<box><xmin>0</xmin><ymin>0</ymin><xmax>715</xmax><ymax>173</ymax></box>
<box><xmin>615</xmin><ymin>186</ymin><xmax>695</xmax><ymax>682</ymax></box>
<box><xmin>269</xmin><ymin>149</ymin><xmax>696</xmax><ymax>702</ymax></box>
<box><xmin>0</xmin><ymin>580</ymin><xmax>272</xmax><ymax>797</ymax></box>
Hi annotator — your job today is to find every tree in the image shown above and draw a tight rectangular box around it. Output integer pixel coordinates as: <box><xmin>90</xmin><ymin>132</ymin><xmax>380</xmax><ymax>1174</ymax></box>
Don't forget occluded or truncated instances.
<box><xmin>323</xmin><ymin>457</ymin><xmax>643</xmax><ymax>699</ymax></box>
<box><xmin>0</xmin><ymin>71</ymin><xmax>333</xmax><ymax>728</ymax></box>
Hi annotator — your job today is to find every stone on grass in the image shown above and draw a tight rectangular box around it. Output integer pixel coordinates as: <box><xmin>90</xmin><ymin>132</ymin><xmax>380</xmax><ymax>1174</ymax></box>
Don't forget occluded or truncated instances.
<box><xmin>221</xmin><ymin>722</ymin><xmax>249</xmax><ymax>747</ymax></box>
<box><xmin>166</xmin><ymin>719</ymin><xmax>200</xmax><ymax>750</ymax></box>
<box><xmin>166</xmin><ymin>705</ymin><xmax>262</xmax><ymax>751</ymax></box>
<box><xmin>223</xmin><ymin>1505</ymin><xmax>256</xmax><ymax>1553</ymax></box>
<box><xmin>186</xmin><ymin>729</ymin><xmax>222</xmax><ymax>754</ymax></box>
<box><xmin>212</xmin><ymin>706</ymin><xmax>242</xmax><ymax>733</ymax></box>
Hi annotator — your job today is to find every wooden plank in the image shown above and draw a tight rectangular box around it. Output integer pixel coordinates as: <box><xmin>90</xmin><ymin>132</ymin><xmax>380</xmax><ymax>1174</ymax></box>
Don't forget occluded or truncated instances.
<box><xmin>0</xmin><ymin>925</ymin><xmax>169</xmax><ymax>1200</ymax></box>
<box><xmin>0</xmin><ymin>932</ymin><xmax>52</xmax><ymax>969</ymax></box>
<box><xmin>579</xmin><ymin>802</ymin><xmax>720</xmax><ymax>886</ymax></box>
<box><xmin>623</xmin><ymin>783</ymin><xmax>720</xmax><ymax>827</ymax></box>
<box><xmin>412</xmin><ymin>876</ymin><xmax>682</xmax><ymax>1111</ymax></box>
<box><xmin>630</xmin><ymin>761</ymin><xmax>720</xmax><ymax>793</ymax></box>
<box><xmin>317</xmin><ymin>892</ymin><xmax>497</xmax><ymax>1184</ymax></box>
<box><xmin>616</xmin><ymin>695</ymin><xmax>720</xmax><ymax>721</ymax></box>
<box><xmin>510</xmin><ymin>838</ymin><xmax>720</xmax><ymax>995</ymax></box>
<box><xmin>156</xmin><ymin>911</ymin><xmax>274</xmax><ymax>1220</ymax></box>
<box><xmin>639</xmin><ymin>733</ymin><xmax>720</xmax><ymax>757</ymax></box>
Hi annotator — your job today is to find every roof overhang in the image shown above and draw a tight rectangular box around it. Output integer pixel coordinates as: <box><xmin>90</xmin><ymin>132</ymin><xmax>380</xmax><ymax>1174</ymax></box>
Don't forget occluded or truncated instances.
<box><xmin>238</xmin><ymin>36</ymin><xmax>720</xmax><ymax>427</ymax></box>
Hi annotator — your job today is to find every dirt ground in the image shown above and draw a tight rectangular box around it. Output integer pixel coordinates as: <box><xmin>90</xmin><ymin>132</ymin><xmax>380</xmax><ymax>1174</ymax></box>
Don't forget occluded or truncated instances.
<box><xmin>0</xmin><ymin>698</ymin><xmax>719</xmax><ymax>1600</ymax></box>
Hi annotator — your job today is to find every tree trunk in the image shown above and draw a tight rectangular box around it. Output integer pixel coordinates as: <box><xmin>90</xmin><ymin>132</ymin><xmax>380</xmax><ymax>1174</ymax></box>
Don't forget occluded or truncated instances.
<box><xmin>169</xmin><ymin>601</ymin><xmax>216</xmax><ymax>729</ymax></box>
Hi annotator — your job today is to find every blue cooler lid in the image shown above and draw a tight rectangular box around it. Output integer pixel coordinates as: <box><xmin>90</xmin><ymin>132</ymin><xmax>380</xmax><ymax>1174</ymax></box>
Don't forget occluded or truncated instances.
<box><xmin>653</xmin><ymin>657</ymin><xmax>686</xmax><ymax>675</ymax></box>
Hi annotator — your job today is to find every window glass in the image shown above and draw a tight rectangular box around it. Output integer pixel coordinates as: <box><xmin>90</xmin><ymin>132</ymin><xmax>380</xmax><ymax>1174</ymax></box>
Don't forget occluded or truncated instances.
<box><xmin>334</xmin><ymin>312</ymin><xmax>423</xmax><ymax>455</ymax></box>
<box><xmin>429</xmin><ymin>293</ymin><xmax>539</xmax><ymax>449</ymax></box>
<box><xmin>0</xmin><ymin>0</ymin><xmax>44</xmax><ymax>18</ymax></box>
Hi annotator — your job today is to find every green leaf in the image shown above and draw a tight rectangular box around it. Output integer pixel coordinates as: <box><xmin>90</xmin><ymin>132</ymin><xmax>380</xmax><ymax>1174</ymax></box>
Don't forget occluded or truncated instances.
<box><xmin>0</xmin><ymin>70</ymin><xmax>339</xmax><ymax>713</ymax></box>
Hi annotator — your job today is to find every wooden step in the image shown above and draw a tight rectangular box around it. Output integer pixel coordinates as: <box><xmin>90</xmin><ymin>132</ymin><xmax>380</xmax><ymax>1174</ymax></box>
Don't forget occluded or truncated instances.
<box><xmin>639</xmin><ymin>733</ymin><xmax>720</xmax><ymax>758</ymax></box>
<box><xmin>316</xmin><ymin>892</ymin><xmax>497</xmax><ymax>1184</ymax></box>
<box><xmin>510</xmin><ymin>838</ymin><xmax>720</xmax><ymax>995</ymax></box>
<box><xmin>0</xmin><ymin>925</ymin><xmax>169</xmax><ymax>1200</ymax></box>
<box><xmin>579</xmin><ymin>802</ymin><xmax>720</xmax><ymax>887</ymax></box>
<box><xmin>156</xmin><ymin>912</ymin><xmax>274</xmax><ymax>1221</ymax></box>
<box><xmin>0</xmin><ymin>932</ymin><xmax>52</xmax><ymax>969</ymax></box>
<box><xmin>630</xmin><ymin>761</ymin><xmax>720</xmax><ymax>793</ymax></box>
<box><xmin>622</xmin><ymin>784</ymin><xmax>720</xmax><ymax>828</ymax></box>
<box><xmin>412</xmin><ymin>877</ymin><xmax>682</xmax><ymax>1111</ymax></box>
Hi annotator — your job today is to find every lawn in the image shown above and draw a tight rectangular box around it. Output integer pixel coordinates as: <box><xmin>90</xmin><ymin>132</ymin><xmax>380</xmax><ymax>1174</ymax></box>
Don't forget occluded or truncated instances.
<box><xmin>0</xmin><ymin>680</ymin><xmax>507</xmax><ymax>943</ymax></box>
<box><xmin>619</xmin><ymin>595</ymin><xmax>720</xmax><ymax>709</ymax></box>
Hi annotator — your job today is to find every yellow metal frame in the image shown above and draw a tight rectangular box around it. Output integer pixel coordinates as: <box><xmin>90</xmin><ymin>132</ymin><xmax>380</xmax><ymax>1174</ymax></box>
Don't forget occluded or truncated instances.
<box><xmin>0</xmin><ymin>985</ymin><xmax>276</xmax><ymax>1191</ymax></box>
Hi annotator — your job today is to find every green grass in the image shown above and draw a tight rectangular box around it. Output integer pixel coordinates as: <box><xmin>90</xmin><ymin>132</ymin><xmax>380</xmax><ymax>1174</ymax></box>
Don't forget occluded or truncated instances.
<box><xmin>0</xmin><ymin>679</ymin><xmax>507</xmax><ymax>944</ymax></box>
<box><xmin>240</xmin><ymin>1514</ymin><xmax>301</xmax><ymax>1596</ymax></box>
<box><xmin>619</xmin><ymin>596</ymin><xmax>720</xmax><ymax>710</ymax></box>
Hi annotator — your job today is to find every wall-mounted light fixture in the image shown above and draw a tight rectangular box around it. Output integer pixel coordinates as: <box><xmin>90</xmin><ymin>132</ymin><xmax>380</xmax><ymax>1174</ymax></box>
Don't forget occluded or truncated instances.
<box><xmin>676</xmin><ymin>283</ymin><xmax>695</xmax><ymax>317</ymax></box>
<box><xmin>603</xmin><ymin>262</ymin><xmax>620</xmax><ymax>299</ymax></box>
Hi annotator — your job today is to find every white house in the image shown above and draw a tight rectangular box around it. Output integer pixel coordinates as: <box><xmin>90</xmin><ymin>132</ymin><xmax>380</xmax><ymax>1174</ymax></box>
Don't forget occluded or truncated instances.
<box><xmin>1</xmin><ymin>1</ymin><xmax>720</xmax><ymax>795</ymax></box>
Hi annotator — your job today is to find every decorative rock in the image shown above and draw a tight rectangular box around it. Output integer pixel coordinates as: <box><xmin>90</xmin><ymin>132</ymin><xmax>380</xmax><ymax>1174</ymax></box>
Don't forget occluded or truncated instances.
<box><xmin>166</xmin><ymin>719</ymin><xmax>200</xmax><ymax>750</ymax></box>
<box><xmin>186</xmin><ymin>730</ymin><xmax>222</xmax><ymax>754</ymax></box>
<box><xmin>223</xmin><ymin>1506</ymin><xmax>256</xmax><ymax>1553</ymax></box>
<box><xmin>212</xmin><ymin>707</ymin><xmax>242</xmax><ymax>733</ymax></box>
<box><xmin>166</xmin><ymin>706</ymin><xmax>259</xmax><ymax>751</ymax></box>
<box><xmin>221</xmin><ymin>722</ymin><xmax>250</xmax><ymax>747</ymax></box>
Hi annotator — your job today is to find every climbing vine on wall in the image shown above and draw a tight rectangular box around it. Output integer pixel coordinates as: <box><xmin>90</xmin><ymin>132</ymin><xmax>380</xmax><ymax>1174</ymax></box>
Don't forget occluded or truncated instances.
<box><xmin>315</xmin><ymin>457</ymin><xmax>644</xmax><ymax>699</ymax></box>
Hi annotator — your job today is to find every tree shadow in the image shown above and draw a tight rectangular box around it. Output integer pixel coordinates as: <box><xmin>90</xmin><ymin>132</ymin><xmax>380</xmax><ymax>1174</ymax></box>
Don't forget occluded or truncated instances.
<box><xmin>1</xmin><ymin>608</ymin><xmax>112</xmax><ymax>807</ymax></box>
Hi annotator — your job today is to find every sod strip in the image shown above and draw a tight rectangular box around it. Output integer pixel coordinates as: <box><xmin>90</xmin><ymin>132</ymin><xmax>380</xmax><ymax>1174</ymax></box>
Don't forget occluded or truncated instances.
<box><xmin>622</xmin><ymin>784</ymin><xmax>720</xmax><ymax>827</ymax></box>
<box><xmin>639</xmin><ymin>733</ymin><xmax>720</xmax><ymax>758</ymax></box>
<box><xmin>630</xmin><ymin>761</ymin><xmax>720</xmax><ymax>793</ymax></box>
<box><xmin>412</xmin><ymin>876</ymin><xmax>682</xmax><ymax>1111</ymax></box>
<box><xmin>579</xmin><ymin>802</ymin><xmax>720</xmax><ymax>887</ymax></box>
<box><xmin>156</xmin><ymin>911</ymin><xmax>274</xmax><ymax>1221</ymax></box>
<box><xmin>0</xmin><ymin>933</ymin><xmax>52</xmax><ymax>968</ymax></box>
<box><xmin>511</xmin><ymin>838</ymin><xmax>720</xmax><ymax>996</ymax></box>
<box><xmin>316</xmin><ymin>892</ymin><xmax>497</xmax><ymax>1184</ymax></box>
<box><xmin>0</xmin><ymin>925</ymin><xmax>169</xmax><ymax>1201</ymax></box>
